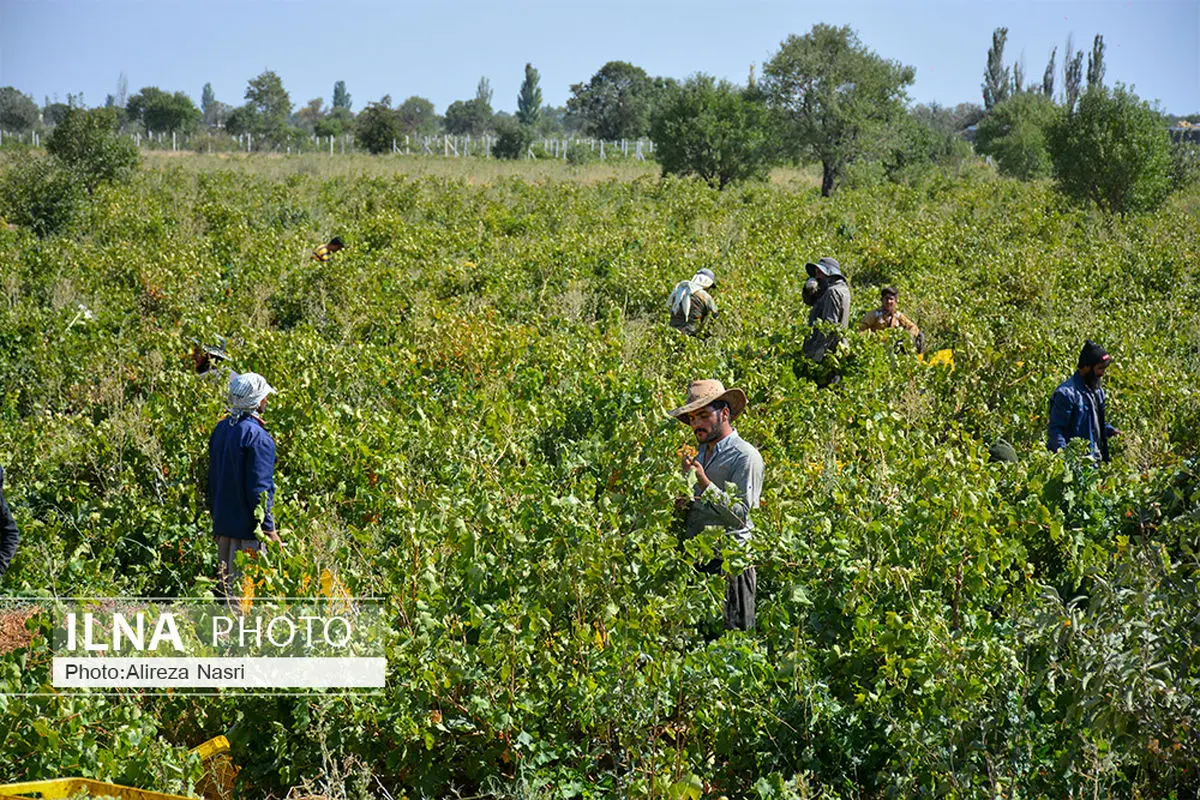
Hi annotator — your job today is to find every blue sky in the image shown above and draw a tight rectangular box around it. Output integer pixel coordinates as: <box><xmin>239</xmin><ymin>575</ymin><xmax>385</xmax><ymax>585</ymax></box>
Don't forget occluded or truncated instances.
<box><xmin>1</xmin><ymin>0</ymin><xmax>1196</xmax><ymax>116</ymax></box>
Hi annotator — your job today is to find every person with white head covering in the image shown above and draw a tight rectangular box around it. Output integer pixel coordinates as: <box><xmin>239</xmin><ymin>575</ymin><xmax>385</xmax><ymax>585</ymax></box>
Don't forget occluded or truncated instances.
<box><xmin>668</xmin><ymin>268</ymin><xmax>720</xmax><ymax>336</ymax></box>
<box><xmin>208</xmin><ymin>372</ymin><xmax>281</xmax><ymax>601</ymax></box>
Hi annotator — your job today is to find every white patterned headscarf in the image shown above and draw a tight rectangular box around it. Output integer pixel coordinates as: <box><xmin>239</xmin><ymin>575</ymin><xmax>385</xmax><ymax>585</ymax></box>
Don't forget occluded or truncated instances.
<box><xmin>227</xmin><ymin>372</ymin><xmax>277</xmax><ymax>417</ymax></box>
<box><xmin>669</xmin><ymin>269</ymin><xmax>716</xmax><ymax>319</ymax></box>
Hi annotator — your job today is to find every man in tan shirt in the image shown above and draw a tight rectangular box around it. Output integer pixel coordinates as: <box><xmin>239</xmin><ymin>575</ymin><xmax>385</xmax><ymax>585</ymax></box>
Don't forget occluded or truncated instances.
<box><xmin>859</xmin><ymin>286</ymin><xmax>923</xmax><ymax>352</ymax></box>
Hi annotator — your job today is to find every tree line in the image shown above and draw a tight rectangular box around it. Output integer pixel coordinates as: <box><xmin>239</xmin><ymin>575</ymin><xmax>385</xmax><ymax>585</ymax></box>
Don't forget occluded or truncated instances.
<box><xmin>1</xmin><ymin>22</ymin><xmax>1195</xmax><ymax>210</ymax></box>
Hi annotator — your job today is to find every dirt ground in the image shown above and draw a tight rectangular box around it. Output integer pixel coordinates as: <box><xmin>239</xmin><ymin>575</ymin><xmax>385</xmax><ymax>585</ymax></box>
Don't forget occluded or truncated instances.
<box><xmin>0</xmin><ymin>606</ymin><xmax>38</xmax><ymax>654</ymax></box>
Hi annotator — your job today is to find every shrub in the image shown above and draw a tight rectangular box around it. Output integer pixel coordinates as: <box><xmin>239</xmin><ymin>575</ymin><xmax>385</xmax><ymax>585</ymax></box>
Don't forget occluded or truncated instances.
<box><xmin>0</xmin><ymin>154</ymin><xmax>87</xmax><ymax>237</ymax></box>
<box><xmin>45</xmin><ymin>106</ymin><xmax>139</xmax><ymax>193</ymax></box>
<box><xmin>974</xmin><ymin>92</ymin><xmax>1061</xmax><ymax>180</ymax></box>
<box><xmin>1048</xmin><ymin>84</ymin><xmax>1174</xmax><ymax>213</ymax></box>
<box><xmin>491</xmin><ymin>118</ymin><xmax>534</xmax><ymax>160</ymax></box>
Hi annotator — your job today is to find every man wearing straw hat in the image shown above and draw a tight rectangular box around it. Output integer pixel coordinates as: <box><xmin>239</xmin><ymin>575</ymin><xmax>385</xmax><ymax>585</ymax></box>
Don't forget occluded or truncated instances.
<box><xmin>208</xmin><ymin>372</ymin><xmax>282</xmax><ymax>600</ymax></box>
<box><xmin>668</xmin><ymin>268</ymin><xmax>720</xmax><ymax>336</ymax></box>
<box><xmin>669</xmin><ymin>379</ymin><xmax>764</xmax><ymax>631</ymax></box>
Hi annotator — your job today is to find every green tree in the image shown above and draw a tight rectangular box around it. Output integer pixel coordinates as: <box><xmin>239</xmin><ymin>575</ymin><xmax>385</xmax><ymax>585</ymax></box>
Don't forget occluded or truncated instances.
<box><xmin>567</xmin><ymin>61</ymin><xmax>659</xmax><ymax>141</ymax></box>
<box><xmin>1064</xmin><ymin>39</ymin><xmax>1084</xmax><ymax>113</ymax></box>
<box><xmin>354</xmin><ymin>96</ymin><xmax>402</xmax><ymax>154</ymax></box>
<box><xmin>201</xmin><ymin>83</ymin><xmax>215</xmax><ymax>116</ymax></box>
<box><xmin>0</xmin><ymin>86</ymin><xmax>40</xmax><ymax>132</ymax></box>
<box><xmin>983</xmin><ymin>27</ymin><xmax>1011</xmax><ymax>110</ymax></box>
<box><xmin>491</xmin><ymin>116</ymin><xmax>534</xmax><ymax>159</ymax></box>
<box><xmin>43</xmin><ymin>101</ymin><xmax>70</xmax><ymax>127</ymax></box>
<box><xmin>475</xmin><ymin>76</ymin><xmax>492</xmax><ymax>107</ymax></box>
<box><xmin>332</xmin><ymin>80</ymin><xmax>351</xmax><ymax>111</ymax></box>
<box><xmin>1042</xmin><ymin>48</ymin><xmax>1057</xmax><ymax>98</ymax></box>
<box><xmin>443</xmin><ymin>98</ymin><xmax>491</xmax><ymax>136</ymax></box>
<box><xmin>296</xmin><ymin>97</ymin><xmax>325</xmax><ymax>131</ymax></box>
<box><xmin>45</xmin><ymin>106</ymin><xmax>139</xmax><ymax>192</ymax></box>
<box><xmin>126</xmin><ymin>87</ymin><xmax>201</xmax><ymax>133</ymax></box>
<box><xmin>975</xmin><ymin>92</ymin><xmax>1061</xmax><ymax>180</ymax></box>
<box><xmin>397</xmin><ymin>96</ymin><xmax>437</xmax><ymax>137</ymax></box>
<box><xmin>517</xmin><ymin>63</ymin><xmax>543</xmax><ymax>128</ymax></box>
<box><xmin>1048</xmin><ymin>84</ymin><xmax>1174</xmax><ymax>214</ymax></box>
<box><xmin>649</xmin><ymin>74</ymin><xmax>775</xmax><ymax>188</ymax></box>
<box><xmin>762</xmin><ymin>24</ymin><xmax>915</xmax><ymax>196</ymax></box>
<box><xmin>244</xmin><ymin>69</ymin><xmax>292</xmax><ymax>145</ymax></box>
<box><xmin>224</xmin><ymin>104</ymin><xmax>254</xmax><ymax>137</ymax></box>
<box><xmin>1086</xmin><ymin>34</ymin><xmax>1106</xmax><ymax>91</ymax></box>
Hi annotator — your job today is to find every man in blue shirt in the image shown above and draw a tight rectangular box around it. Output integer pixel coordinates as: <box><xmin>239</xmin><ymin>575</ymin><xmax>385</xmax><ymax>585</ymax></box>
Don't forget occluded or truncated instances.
<box><xmin>0</xmin><ymin>465</ymin><xmax>20</xmax><ymax>581</ymax></box>
<box><xmin>209</xmin><ymin>372</ymin><xmax>281</xmax><ymax>600</ymax></box>
<box><xmin>1047</xmin><ymin>340</ymin><xmax>1120</xmax><ymax>462</ymax></box>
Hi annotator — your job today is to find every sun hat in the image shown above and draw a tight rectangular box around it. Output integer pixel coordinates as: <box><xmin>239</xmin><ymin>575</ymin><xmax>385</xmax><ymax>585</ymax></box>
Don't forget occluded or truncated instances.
<box><xmin>805</xmin><ymin>256</ymin><xmax>844</xmax><ymax>279</ymax></box>
<box><xmin>667</xmin><ymin>379</ymin><xmax>747</xmax><ymax>422</ymax></box>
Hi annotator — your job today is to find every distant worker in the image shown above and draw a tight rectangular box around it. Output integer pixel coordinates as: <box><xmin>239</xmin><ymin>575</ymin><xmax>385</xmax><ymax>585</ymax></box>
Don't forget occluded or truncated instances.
<box><xmin>803</xmin><ymin>256</ymin><xmax>851</xmax><ymax>386</ymax></box>
<box><xmin>312</xmin><ymin>236</ymin><xmax>345</xmax><ymax>263</ymax></box>
<box><xmin>860</xmin><ymin>286</ymin><xmax>924</xmax><ymax>353</ymax></box>
<box><xmin>0</xmin><ymin>465</ymin><xmax>20</xmax><ymax>581</ymax></box>
<box><xmin>1047</xmin><ymin>340</ymin><xmax>1120</xmax><ymax>462</ymax></box>
<box><xmin>190</xmin><ymin>337</ymin><xmax>237</xmax><ymax>387</ymax></box>
<box><xmin>669</xmin><ymin>379</ymin><xmax>764</xmax><ymax>631</ymax></box>
<box><xmin>208</xmin><ymin>372</ymin><xmax>281</xmax><ymax>600</ymax></box>
<box><xmin>668</xmin><ymin>268</ymin><xmax>719</xmax><ymax>336</ymax></box>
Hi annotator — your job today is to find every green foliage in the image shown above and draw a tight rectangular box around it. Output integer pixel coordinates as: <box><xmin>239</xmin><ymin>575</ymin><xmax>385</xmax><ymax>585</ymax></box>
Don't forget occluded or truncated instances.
<box><xmin>491</xmin><ymin>117</ymin><xmax>533</xmax><ymax>160</ymax></box>
<box><xmin>332</xmin><ymin>80</ymin><xmax>351</xmax><ymax>111</ymax></box>
<box><xmin>0</xmin><ymin>153</ymin><xmax>87</xmax><ymax>236</ymax></box>
<box><xmin>975</xmin><ymin>92</ymin><xmax>1062</xmax><ymax>180</ymax></box>
<box><xmin>243</xmin><ymin>69</ymin><xmax>293</xmax><ymax>146</ymax></box>
<box><xmin>649</xmin><ymin>74</ymin><xmax>775</xmax><ymax>189</ymax></box>
<box><xmin>982</xmin><ymin>27</ymin><xmax>1011</xmax><ymax>110</ymax></box>
<box><xmin>126</xmin><ymin>86</ymin><xmax>201</xmax><ymax>133</ymax></box>
<box><xmin>763</xmin><ymin>24</ymin><xmax>915</xmax><ymax>196</ymax></box>
<box><xmin>1</xmin><ymin>161</ymin><xmax>1199</xmax><ymax>797</ymax></box>
<box><xmin>0</xmin><ymin>86</ymin><xmax>40</xmax><ymax>132</ymax></box>
<box><xmin>1087</xmin><ymin>33</ymin><xmax>1106</xmax><ymax>91</ymax></box>
<box><xmin>44</xmin><ymin>106</ymin><xmax>139</xmax><ymax>193</ymax></box>
<box><xmin>567</xmin><ymin>61</ymin><xmax>660</xmax><ymax>141</ymax></box>
<box><xmin>516</xmin><ymin>63</ymin><xmax>543</xmax><ymax>128</ymax></box>
<box><xmin>396</xmin><ymin>95</ymin><xmax>437</xmax><ymax>137</ymax></box>
<box><xmin>444</xmin><ymin>98</ymin><xmax>492</xmax><ymax>136</ymax></box>
<box><xmin>1049</xmin><ymin>84</ymin><xmax>1175</xmax><ymax>213</ymax></box>
<box><xmin>353</xmin><ymin>98</ymin><xmax>402</xmax><ymax>155</ymax></box>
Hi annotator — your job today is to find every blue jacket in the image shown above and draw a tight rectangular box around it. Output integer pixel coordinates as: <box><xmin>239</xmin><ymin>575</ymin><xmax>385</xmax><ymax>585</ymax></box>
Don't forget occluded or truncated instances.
<box><xmin>0</xmin><ymin>466</ymin><xmax>19</xmax><ymax>579</ymax></box>
<box><xmin>208</xmin><ymin>415</ymin><xmax>276</xmax><ymax>539</ymax></box>
<box><xmin>1047</xmin><ymin>372</ymin><xmax>1116</xmax><ymax>461</ymax></box>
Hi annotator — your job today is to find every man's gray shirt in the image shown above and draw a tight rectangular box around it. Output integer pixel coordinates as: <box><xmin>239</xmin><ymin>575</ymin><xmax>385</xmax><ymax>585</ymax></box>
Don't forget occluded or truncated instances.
<box><xmin>686</xmin><ymin>430</ymin><xmax>765</xmax><ymax>544</ymax></box>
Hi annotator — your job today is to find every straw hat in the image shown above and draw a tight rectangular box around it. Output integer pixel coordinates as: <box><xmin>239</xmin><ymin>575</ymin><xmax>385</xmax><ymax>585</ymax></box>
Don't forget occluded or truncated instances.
<box><xmin>667</xmin><ymin>379</ymin><xmax>748</xmax><ymax>422</ymax></box>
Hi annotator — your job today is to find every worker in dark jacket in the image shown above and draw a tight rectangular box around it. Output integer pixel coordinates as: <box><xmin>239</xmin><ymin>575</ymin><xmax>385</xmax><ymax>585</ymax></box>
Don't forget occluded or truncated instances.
<box><xmin>209</xmin><ymin>372</ymin><xmax>281</xmax><ymax>599</ymax></box>
<box><xmin>803</xmin><ymin>256</ymin><xmax>852</xmax><ymax>386</ymax></box>
<box><xmin>1047</xmin><ymin>340</ymin><xmax>1120</xmax><ymax>462</ymax></box>
<box><xmin>0</xmin><ymin>466</ymin><xmax>19</xmax><ymax>580</ymax></box>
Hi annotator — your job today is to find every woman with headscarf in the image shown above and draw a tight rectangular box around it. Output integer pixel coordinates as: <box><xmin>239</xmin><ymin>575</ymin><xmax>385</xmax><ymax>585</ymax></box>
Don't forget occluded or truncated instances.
<box><xmin>668</xmin><ymin>268</ymin><xmax>719</xmax><ymax>337</ymax></box>
<box><xmin>208</xmin><ymin>372</ymin><xmax>281</xmax><ymax>600</ymax></box>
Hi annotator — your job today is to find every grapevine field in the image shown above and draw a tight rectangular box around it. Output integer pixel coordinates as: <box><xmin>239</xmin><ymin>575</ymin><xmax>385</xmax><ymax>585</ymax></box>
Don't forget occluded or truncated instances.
<box><xmin>1</xmin><ymin>152</ymin><xmax>1199</xmax><ymax>798</ymax></box>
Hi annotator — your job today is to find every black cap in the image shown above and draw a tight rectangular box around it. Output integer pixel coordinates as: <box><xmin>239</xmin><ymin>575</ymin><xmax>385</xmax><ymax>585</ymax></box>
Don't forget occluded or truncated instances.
<box><xmin>329</xmin><ymin>236</ymin><xmax>344</xmax><ymax>247</ymax></box>
<box><xmin>1078</xmin><ymin>340</ymin><xmax>1111</xmax><ymax>369</ymax></box>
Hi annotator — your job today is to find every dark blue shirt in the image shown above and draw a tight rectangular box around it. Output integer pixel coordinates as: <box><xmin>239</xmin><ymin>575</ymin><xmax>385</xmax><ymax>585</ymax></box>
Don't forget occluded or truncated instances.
<box><xmin>0</xmin><ymin>466</ymin><xmax>19</xmax><ymax>579</ymax></box>
<box><xmin>208</xmin><ymin>414</ymin><xmax>276</xmax><ymax>539</ymax></box>
<box><xmin>1047</xmin><ymin>372</ymin><xmax>1116</xmax><ymax>461</ymax></box>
